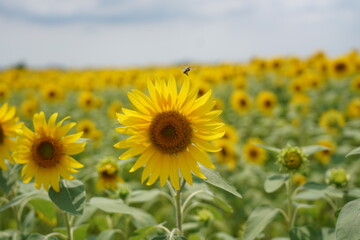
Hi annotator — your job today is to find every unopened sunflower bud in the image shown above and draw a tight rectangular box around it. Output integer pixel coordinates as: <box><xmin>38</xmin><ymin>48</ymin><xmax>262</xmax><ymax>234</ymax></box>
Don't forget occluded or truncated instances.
<box><xmin>196</xmin><ymin>208</ymin><xmax>213</xmax><ymax>224</ymax></box>
<box><xmin>326</xmin><ymin>168</ymin><xmax>350</xmax><ymax>188</ymax></box>
<box><xmin>277</xmin><ymin>145</ymin><xmax>308</xmax><ymax>172</ymax></box>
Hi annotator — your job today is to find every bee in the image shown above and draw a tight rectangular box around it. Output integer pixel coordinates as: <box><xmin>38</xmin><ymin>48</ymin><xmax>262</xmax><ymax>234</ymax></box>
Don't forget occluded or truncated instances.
<box><xmin>183</xmin><ymin>67</ymin><xmax>191</xmax><ymax>76</ymax></box>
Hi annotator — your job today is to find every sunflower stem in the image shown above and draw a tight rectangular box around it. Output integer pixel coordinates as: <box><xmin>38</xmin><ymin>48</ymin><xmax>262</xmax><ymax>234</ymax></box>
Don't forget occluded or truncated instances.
<box><xmin>64</xmin><ymin>212</ymin><xmax>73</xmax><ymax>240</ymax></box>
<box><xmin>175</xmin><ymin>187</ymin><xmax>183</xmax><ymax>236</ymax></box>
<box><xmin>285</xmin><ymin>175</ymin><xmax>294</xmax><ymax>230</ymax></box>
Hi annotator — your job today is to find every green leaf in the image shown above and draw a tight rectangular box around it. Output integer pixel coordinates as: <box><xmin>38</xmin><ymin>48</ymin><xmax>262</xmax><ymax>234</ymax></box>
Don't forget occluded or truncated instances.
<box><xmin>321</xmin><ymin>228</ymin><xmax>335</xmax><ymax>240</ymax></box>
<box><xmin>215</xmin><ymin>232</ymin><xmax>236</xmax><ymax>240</ymax></box>
<box><xmin>48</xmin><ymin>179</ymin><xmax>86</xmax><ymax>215</ymax></box>
<box><xmin>96</xmin><ymin>230</ymin><xmax>121</xmax><ymax>240</ymax></box>
<box><xmin>200</xmin><ymin>167</ymin><xmax>242</xmax><ymax>198</ymax></box>
<box><xmin>301</xmin><ymin>145</ymin><xmax>329</xmax><ymax>156</ymax></box>
<box><xmin>264</xmin><ymin>174</ymin><xmax>289</xmax><ymax>193</ymax></box>
<box><xmin>195</xmin><ymin>191</ymin><xmax>233</xmax><ymax>213</ymax></box>
<box><xmin>0</xmin><ymin>164</ymin><xmax>21</xmax><ymax>194</ymax></box>
<box><xmin>0</xmin><ymin>191</ymin><xmax>40</xmax><ymax>212</ymax></box>
<box><xmin>335</xmin><ymin>199</ymin><xmax>360</xmax><ymax>240</ymax></box>
<box><xmin>255</xmin><ymin>144</ymin><xmax>281</xmax><ymax>153</ymax></box>
<box><xmin>127</xmin><ymin>189</ymin><xmax>162</xmax><ymax>204</ymax></box>
<box><xmin>25</xmin><ymin>233</ymin><xmax>58</xmax><ymax>240</ymax></box>
<box><xmin>151</xmin><ymin>236</ymin><xmax>187</xmax><ymax>240</ymax></box>
<box><xmin>244</xmin><ymin>205</ymin><xmax>279</xmax><ymax>240</ymax></box>
<box><xmin>347</xmin><ymin>188</ymin><xmax>360</xmax><ymax>198</ymax></box>
<box><xmin>89</xmin><ymin>197</ymin><xmax>156</xmax><ymax>228</ymax></box>
<box><xmin>73</xmin><ymin>224</ymin><xmax>89</xmax><ymax>240</ymax></box>
<box><xmin>293</xmin><ymin>182</ymin><xmax>343</xmax><ymax>201</ymax></box>
<box><xmin>290</xmin><ymin>226</ymin><xmax>322</xmax><ymax>240</ymax></box>
<box><xmin>29</xmin><ymin>198</ymin><xmax>57</xmax><ymax>226</ymax></box>
<box><xmin>346</xmin><ymin>147</ymin><xmax>360</xmax><ymax>158</ymax></box>
<box><xmin>129</xmin><ymin>225</ymin><xmax>160</xmax><ymax>240</ymax></box>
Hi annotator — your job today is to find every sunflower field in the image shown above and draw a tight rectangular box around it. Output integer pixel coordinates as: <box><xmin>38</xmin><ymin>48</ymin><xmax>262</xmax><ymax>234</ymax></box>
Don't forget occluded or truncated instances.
<box><xmin>0</xmin><ymin>50</ymin><xmax>360</xmax><ymax>240</ymax></box>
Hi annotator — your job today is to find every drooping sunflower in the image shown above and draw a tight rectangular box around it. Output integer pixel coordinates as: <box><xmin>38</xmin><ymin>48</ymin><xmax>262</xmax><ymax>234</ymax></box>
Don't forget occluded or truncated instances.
<box><xmin>96</xmin><ymin>157</ymin><xmax>124</xmax><ymax>191</ymax></box>
<box><xmin>13</xmin><ymin>112</ymin><xmax>86</xmax><ymax>192</ymax></box>
<box><xmin>0</xmin><ymin>103</ymin><xmax>22</xmax><ymax>170</ymax></box>
<box><xmin>114</xmin><ymin>77</ymin><xmax>225</xmax><ymax>190</ymax></box>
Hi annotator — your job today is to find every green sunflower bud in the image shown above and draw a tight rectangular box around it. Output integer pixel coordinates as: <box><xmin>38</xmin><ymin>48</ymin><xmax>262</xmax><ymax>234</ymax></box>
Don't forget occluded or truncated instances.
<box><xmin>277</xmin><ymin>145</ymin><xmax>308</xmax><ymax>173</ymax></box>
<box><xmin>326</xmin><ymin>168</ymin><xmax>350</xmax><ymax>188</ymax></box>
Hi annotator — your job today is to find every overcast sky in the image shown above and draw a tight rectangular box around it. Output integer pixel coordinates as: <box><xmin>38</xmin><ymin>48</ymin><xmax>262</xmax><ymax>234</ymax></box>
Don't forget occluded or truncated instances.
<box><xmin>0</xmin><ymin>0</ymin><xmax>359</xmax><ymax>68</ymax></box>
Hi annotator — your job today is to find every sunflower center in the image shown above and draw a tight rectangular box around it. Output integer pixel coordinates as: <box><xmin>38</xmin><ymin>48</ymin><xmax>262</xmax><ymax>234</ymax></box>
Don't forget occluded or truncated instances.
<box><xmin>149</xmin><ymin>111</ymin><xmax>192</xmax><ymax>154</ymax></box>
<box><xmin>0</xmin><ymin>125</ymin><xmax>4</xmax><ymax>144</ymax></box>
<box><xmin>264</xmin><ymin>100</ymin><xmax>272</xmax><ymax>108</ymax></box>
<box><xmin>284</xmin><ymin>152</ymin><xmax>302</xmax><ymax>170</ymax></box>
<box><xmin>335</xmin><ymin>63</ymin><xmax>346</xmax><ymax>73</ymax></box>
<box><xmin>249</xmin><ymin>148</ymin><xmax>258</xmax><ymax>158</ymax></box>
<box><xmin>100</xmin><ymin>164</ymin><xmax>117</xmax><ymax>179</ymax></box>
<box><xmin>32</xmin><ymin>138</ymin><xmax>62</xmax><ymax>168</ymax></box>
<box><xmin>239</xmin><ymin>99</ymin><xmax>247</xmax><ymax>107</ymax></box>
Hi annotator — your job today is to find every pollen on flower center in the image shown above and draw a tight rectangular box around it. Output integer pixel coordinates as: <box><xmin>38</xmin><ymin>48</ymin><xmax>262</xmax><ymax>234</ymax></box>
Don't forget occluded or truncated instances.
<box><xmin>32</xmin><ymin>137</ymin><xmax>62</xmax><ymax>168</ymax></box>
<box><xmin>149</xmin><ymin>111</ymin><xmax>192</xmax><ymax>154</ymax></box>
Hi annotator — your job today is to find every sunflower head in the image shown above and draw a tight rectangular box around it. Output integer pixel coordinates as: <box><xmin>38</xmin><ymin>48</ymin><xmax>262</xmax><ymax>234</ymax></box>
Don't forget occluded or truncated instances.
<box><xmin>256</xmin><ymin>91</ymin><xmax>277</xmax><ymax>116</ymax></box>
<box><xmin>0</xmin><ymin>103</ymin><xmax>22</xmax><ymax>170</ymax></box>
<box><xmin>114</xmin><ymin>77</ymin><xmax>225</xmax><ymax>190</ymax></box>
<box><xmin>13</xmin><ymin>112</ymin><xmax>86</xmax><ymax>192</ymax></box>
<box><xmin>351</xmin><ymin>75</ymin><xmax>360</xmax><ymax>93</ymax></box>
<box><xmin>243</xmin><ymin>138</ymin><xmax>267</xmax><ymax>165</ymax></box>
<box><xmin>292</xmin><ymin>173</ymin><xmax>307</xmax><ymax>186</ymax></box>
<box><xmin>96</xmin><ymin>157</ymin><xmax>123</xmax><ymax>192</ymax></box>
<box><xmin>231</xmin><ymin>90</ymin><xmax>252</xmax><ymax>114</ymax></box>
<box><xmin>319</xmin><ymin>109</ymin><xmax>345</xmax><ymax>135</ymax></box>
<box><xmin>346</xmin><ymin>98</ymin><xmax>360</xmax><ymax>119</ymax></box>
<box><xmin>277</xmin><ymin>145</ymin><xmax>308</xmax><ymax>173</ymax></box>
<box><xmin>326</xmin><ymin>168</ymin><xmax>350</xmax><ymax>188</ymax></box>
<box><xmin>41</xmin><ymin>84</ymin><xmax>65</xmax><ymax>102</ymax></box>
<box><xmin>314</xmin><ymin>140</ymin><xmax>336</xmax><ymax>165</ymax></box>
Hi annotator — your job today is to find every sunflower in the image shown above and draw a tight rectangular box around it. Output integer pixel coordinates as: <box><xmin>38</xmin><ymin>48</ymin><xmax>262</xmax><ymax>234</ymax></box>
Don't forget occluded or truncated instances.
<box><xmin>0</xmin><ymin>83</ymin><xmax>10</xmax><ymax>101</ymax></box>
<box><xmin>319</xmin><ymin>109</ymin><xmax>345</xmax><ymax>135</ymax></box>
<box><xmin>41</xmin><ymin>84</ymin><xmax>65</xmax><ymax>102</ymax></box>
<box><xmin>76</xmin><ymin>119</ymin><xmax>96</xmax><ymax>138</ymax></box>
<box><xmin>351</xmin><ymin>75</ymin><xmax>360</xmax><ymax>93</ymax></box>
<box><xmin>78</xmin><ymin>91</ymin><xmax>102</xmax><ymax>111</ymax></box>
<box><xmin>346</xmin><ymin>98</ymin><xmax>360</xmax><ymax>119</ymax></box>
<box><xmin>96</xmin><ymin>157</ymin><xmax>124</xmax><ymax>191</ymax></box>
<box><xmin>231</xmin><ymin>90</ymin><xmax>252</xmax><ymax>115</ymax></box>
<box><xmin>214</xmin><ymin>140</ymin><xmax>237</xmax><ymax>170</ymax></box>
<box><xmin>330</xmin><ymin>57</ymin><xmax>353</xmax><ymax>79</ymax></box>
<box><xmin>21</xmin><ymin>98</ymin><xmax>39</xmax><ymax>119</ymax></box>
<box><xmin>243</xmin><ymin>138</ymin><xmax>267</xmax><ymax>165</ymax></box>
<box><xmin>290</xmin><ymin>94</ymin><xmax>310</xmax><ymax>116</ymax></box>
<box><xmin>107</xmin><ymin>101</ymin><xmax>122</xmax><ymax>119</ymax></box>
<box><xmin>13</xmin><ymin>112</ymin><xmax>86</xmax><ymax>192</ymax></box>
<box><xmin>256</xmin><ymin>91</ymin><xmax>277</xmax><ymax>116</ymax></box>
<box><xmin>114</xmin><ymin>77</ymin><xmax>225</xmax><ymax>190</ymax></box>
<box><xmin>0</xmin><ymin>103</ymin><xmax>22</xmax><ymax>170</ymax></box>
<box><xmin>314</xmin><ymin>140</ymin><xmax>336</xmax><ymax>165</ymax></box>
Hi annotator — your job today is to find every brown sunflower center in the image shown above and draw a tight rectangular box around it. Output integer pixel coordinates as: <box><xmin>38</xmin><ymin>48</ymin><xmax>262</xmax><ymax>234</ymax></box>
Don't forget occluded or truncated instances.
<box><xmin>335</xmin><ymin>62</ymin><xmax>346</xmax><ymax>73</ymax></box>
<box><xmin>149</xmin><ymin>111</ymin><xmax>192</xmax><ymax>154</ymax></box>
<box><xmin>264</xmin><ymin>99</ymin><xmax>272</xmax><ymax>108</ymax></box>
<box><xmin>32</xmin><ymin>137</ymin><xmax>62</xmax><ymax>168</ymax></box>
<box><xmin>0</xmin><ymin>125</ymin><xmax>4</xmax><ymax>144</ymax></box>
<box><xmin>100</xmin><ymin>164</ymin><xmax>117</xmax><ymax>179</ymax></box>
<box><xmin>239</xmin><ymin>99</ymin><xmax>247</xmax><ymax>107</ymax></box>
<box><xmin>249</xmin><ymin>148</ymin><xmax>259</xmax><ymax>159</ymax></box>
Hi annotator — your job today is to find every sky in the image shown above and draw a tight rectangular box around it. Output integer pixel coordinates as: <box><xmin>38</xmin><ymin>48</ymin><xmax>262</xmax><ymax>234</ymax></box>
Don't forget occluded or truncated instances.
<box><xmin>0</xmin><ymin>0</ymin><xmax>359</xmax><ymax>68</ymax></box>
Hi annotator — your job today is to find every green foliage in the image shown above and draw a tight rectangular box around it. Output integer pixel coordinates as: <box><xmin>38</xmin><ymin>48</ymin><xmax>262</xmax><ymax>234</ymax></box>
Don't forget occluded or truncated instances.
<box><xmin>264</xmin><ymin>174</ymin><xmax>289</xmax><ymax>193</ymax></box>
<box><xmin>48</xmin><ymin>180</ymin><xmax>86</xmax><ymax>215</ymax></box>
<box><xmin>200</xmin><ymin>167</ymin><xmax>242</xmax><ymax>198</ymax></box>
<box><xmin>243</xmin><ymin>205</ymin><xmax>280</xmax><ymax>240</ymax></box>
<box><xmin>335</xmin><ymin>199</ymin><xmax>360</xmax><ymax>240</ymax></box>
